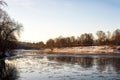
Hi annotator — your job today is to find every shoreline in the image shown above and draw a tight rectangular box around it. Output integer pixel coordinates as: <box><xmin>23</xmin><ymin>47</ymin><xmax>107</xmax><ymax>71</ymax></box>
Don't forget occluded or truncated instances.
<box><xmin>14</xmin><ymin>46</ymin><xmax>120</xmax><ymax>54</ymax></box>
<box><xmin>42</xmin><ymin>46</ymin><xmax>120</xmax><ymax>54</ymax></box>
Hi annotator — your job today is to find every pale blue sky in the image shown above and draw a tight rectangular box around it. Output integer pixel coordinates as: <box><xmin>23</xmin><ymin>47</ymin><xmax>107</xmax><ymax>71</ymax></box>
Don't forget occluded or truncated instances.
<box><xmin>4</xmin><ymin>0</ymin><xmax>120</xmax><ymax>42</ymax></box>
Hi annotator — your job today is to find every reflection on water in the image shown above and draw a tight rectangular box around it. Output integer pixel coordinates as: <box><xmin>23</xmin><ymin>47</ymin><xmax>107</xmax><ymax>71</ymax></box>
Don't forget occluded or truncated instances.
<box><xmin>0</xmin><ymin>60</ymin><xmax>18</xmax><ymax>80</ymax></box>
<box><xmin>96</xmin><ymin>57</ymin><xmax>120</xmax><ymax>74</ymax></box>
<box><xmin>47</xmin><ymin>56</ymin><xmax>94</xmax><ymax>68</ymax></box>
<box><xmin>3</xmin><ymin>51</ymin><xmax>120</xmax><ymax>80</ymax></box>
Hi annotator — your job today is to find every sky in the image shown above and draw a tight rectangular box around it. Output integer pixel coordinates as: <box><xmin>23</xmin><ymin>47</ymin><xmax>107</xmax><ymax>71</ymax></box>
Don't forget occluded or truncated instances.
<box><xmin>4</xmin><ymin>0</ymin><xmax>120</xmax><ymax>42</ymax></box>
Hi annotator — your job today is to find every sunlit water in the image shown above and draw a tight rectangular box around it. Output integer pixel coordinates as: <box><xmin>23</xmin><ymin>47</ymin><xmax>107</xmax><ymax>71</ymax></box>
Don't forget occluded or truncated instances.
<box><xmin>0</xmin><ymin>50</ymin><xmax>120</xmax><ymax>80</ymax></box>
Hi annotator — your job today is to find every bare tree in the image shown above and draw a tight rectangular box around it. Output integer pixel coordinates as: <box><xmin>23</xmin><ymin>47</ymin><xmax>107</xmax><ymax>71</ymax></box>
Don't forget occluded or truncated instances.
<box><xmin>106</xmin><ymin>31</ymin><xmax>111</xmax><ymax>45</ymax></box>
<box><xmin>96</xmin><ymin>31</ymin><xmax>107</xmax><ymax>45</ymax></box>
<box><xmin>112</xmin><ymin>29</ymin><xmax>120</xmax><ymax>45</ymax></box>
<box><xmin>80</xmin><ymin>33</ymin><xmax>94</xmax><ymax>46</ymax></box>
<box><xmin>0</xmin><ymin>9</ymin><xmax>23</xmax><ymax>56</ymax></box>
<box><xmin>0</xmin><ymin>0</ymin><xmax>7</xmax><ymax>8</ymax></box>
<box><xmin>46</xmin><ymin>39</ymin><xmax>55</xmax><ymax>50</ymax></box>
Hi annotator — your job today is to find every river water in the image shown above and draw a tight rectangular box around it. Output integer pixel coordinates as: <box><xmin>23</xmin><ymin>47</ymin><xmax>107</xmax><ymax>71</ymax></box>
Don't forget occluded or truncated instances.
<box><xmin>0</xmin><ymin>50</ymin><xmax>120</xmax><ymax>80</ymax></box>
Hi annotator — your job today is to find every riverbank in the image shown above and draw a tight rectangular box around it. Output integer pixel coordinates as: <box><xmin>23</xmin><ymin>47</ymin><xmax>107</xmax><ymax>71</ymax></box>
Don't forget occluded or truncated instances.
<box><xmin>43</xmin><ymin>46</ymin><xmax>120</xmax><ymax>54</ymax></box>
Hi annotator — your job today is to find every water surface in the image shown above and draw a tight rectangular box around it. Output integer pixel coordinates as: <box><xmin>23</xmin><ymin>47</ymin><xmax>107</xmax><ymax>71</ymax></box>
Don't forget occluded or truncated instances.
<box><xmin>1</xmin><ymin>50</ymin><xmax>120</xmax><ymax>80</ymax></box>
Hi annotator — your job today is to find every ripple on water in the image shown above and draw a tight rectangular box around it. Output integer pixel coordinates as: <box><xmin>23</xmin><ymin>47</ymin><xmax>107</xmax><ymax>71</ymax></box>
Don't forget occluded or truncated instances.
<box><xmin>4</xmin><ymin>51</ymin><xmax>120</xmax><ymax>80</ymax></box>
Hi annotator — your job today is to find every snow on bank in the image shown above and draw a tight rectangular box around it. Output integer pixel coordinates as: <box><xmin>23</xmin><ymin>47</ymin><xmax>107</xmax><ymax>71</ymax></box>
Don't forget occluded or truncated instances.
<box><xmin>51</xmin><ymin>46</ymin><xmax>117</xmax><ymax>54</ymax></box>
<box><xmin>14</xmin><ymin>46</ymin><xmax>120</xmax><ymax>54</ymax></box>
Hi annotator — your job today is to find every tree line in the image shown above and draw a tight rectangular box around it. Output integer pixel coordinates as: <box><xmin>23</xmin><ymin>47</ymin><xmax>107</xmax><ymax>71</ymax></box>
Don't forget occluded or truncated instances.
<box><xmin>16</xmin><ymin>42</ymin><xmax>45</xmax><ymax>50</ymax></box>
<box><xmin>23</xmin><ymin>29</ymin><xmax>120</xmax><ymax>50</ymax></box>
<box><xmin>45</xmin><ymin>29</ymin><xmax>120</xmax><ymax>49</ymax></box>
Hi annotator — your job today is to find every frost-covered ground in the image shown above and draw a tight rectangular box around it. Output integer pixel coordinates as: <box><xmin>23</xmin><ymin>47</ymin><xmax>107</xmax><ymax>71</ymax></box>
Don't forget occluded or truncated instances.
<box><xmin>15</xmin><ymin>46</ymin><xmax>120</xmax><ymax>54</ymax></box>
<box><xmin>51</xmin><ymin>46</ymin><xmax>120</xmax><ymax>54</ymax></box>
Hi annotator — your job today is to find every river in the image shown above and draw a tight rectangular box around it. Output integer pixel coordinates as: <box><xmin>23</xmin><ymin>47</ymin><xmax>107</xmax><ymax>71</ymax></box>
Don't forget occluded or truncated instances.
<box><xmin>0</xmin><ymin>50</ymin><xmax>120</xmax><ymax>80</ymax></box>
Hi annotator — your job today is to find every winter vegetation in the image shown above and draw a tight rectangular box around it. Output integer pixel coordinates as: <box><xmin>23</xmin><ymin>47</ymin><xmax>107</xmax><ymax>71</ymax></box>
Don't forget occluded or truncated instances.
<box><xmin>42</xmin><ymin>29</ymin><xmax>120</xmax><ymax>54</ymax></box>
<box><xmin>0</xmin><ymin>0</ymin><xmax>23</xmax><ymax>58</ymax></box>
<box><xmin>45</xmin><ymin>29</ymin><xmax>120</xmax><ymax>48</ymax></box>
<box><xmin>16</xmin><ymin>29</ymin><xmax>120</xmax><ymax>54</ymax></box>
